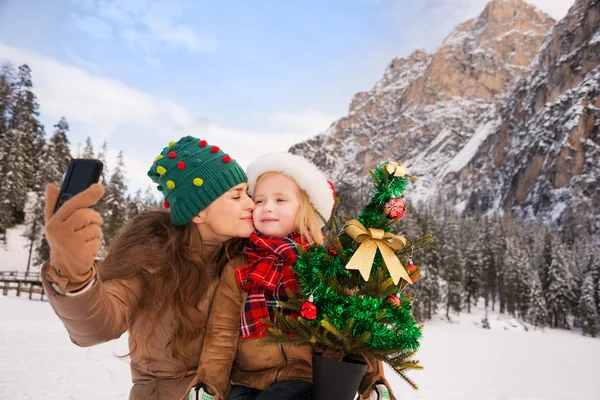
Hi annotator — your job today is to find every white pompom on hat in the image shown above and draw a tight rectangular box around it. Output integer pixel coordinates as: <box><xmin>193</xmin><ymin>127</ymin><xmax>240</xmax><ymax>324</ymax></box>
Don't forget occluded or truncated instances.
<box><xmin>246</xmin><ymin>152</ymin><xmax>335</xmax><ymax>225</ymax></box>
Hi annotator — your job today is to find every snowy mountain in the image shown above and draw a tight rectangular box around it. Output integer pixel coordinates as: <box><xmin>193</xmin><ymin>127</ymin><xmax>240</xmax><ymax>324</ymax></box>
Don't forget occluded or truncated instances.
<box><xmin>463</xmin><ymin>0</ymin><xmax>600</xmax><ymax>236</ymax></box>
<box><xmin>291</xmin><ymin>0</ymin><xmax>599</xmax><ymax>239</ymax></box>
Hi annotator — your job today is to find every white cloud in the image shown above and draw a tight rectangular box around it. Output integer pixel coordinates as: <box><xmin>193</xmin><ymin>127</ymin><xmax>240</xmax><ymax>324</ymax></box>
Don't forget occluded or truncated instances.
<box><xmin>71</xmin><ymin>15</ymin><xmax>113</xmax><ymax>40</ymax></box>
<box><xmin>97</xmin><ymin>2</ymin><xmax>137</xmax><ymax>26</ymax></box>
<box><xmin>433</xmin><ymin>0</ymin><xmax>573</xmax><ymax>23</ymax></box>
<box><xmin>260</xmin><ymin>109</ymin><xmax>337</xmax><ymax>137</ymax></box>
<box><xmin>0</xmin><ymin>42</ymin><xmax>190</xmax><ymax>129</ymax></box>
<box><xmin>144</xmin><ymin>55</ymin><xmax>162</xmax><ymax>67</ymax></box>
<box><xmin>73</xmin><ymin>0</ymin><xmax>217</xmax><ymax>59</ymax></box>
<box><xmin>380</xmin><ymin>0</ymin><xmax>574</xmax><ymax>62</ymax></box>
<box><xmin>203</xmin><ymin>123</ymin><xmax>324</xmax><ymax>169</ymax></box>
<box><xmin>0</xmin><ymin>41</ymin><xmax>329</xmax><ymax>191</ymax></box>
<box><xmin>161</xmin><ymin>25</ymin><xmax>217</xmax><ymax>53</ymax></box>
<box><xmin>64</xmin><ymin>47</ymin><xmax>100</xmax><ymax>72</ymax></box>
<box><xmin>525</xmin><ymin>0</ymin><xmax>573</xmax><ymax>21</ymax></box>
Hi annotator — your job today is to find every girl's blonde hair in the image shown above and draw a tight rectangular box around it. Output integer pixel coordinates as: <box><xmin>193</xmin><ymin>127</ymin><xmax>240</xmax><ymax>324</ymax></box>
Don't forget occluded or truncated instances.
<box><xmin>256</xmin><ymin>172</ymin><xmax>324</xmax><ymax>245</ymax></box>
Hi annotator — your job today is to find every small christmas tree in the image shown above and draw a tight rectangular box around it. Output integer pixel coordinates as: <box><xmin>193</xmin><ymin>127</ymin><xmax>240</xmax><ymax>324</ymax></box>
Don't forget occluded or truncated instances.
<box><xmin>262</xmin><ymin>161</ymin><xmax>432</xmax><ymax>390</ymax></box>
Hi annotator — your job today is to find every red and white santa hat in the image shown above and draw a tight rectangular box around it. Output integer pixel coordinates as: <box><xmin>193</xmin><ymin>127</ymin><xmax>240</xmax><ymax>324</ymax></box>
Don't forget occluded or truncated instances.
<box><xmin>246</xmin><ymin>152</ymin><xmax>335</xmax><ymax>225</ymax></box>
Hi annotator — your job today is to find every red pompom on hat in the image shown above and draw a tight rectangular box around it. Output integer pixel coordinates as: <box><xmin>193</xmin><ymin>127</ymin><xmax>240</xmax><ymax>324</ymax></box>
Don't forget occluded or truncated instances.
<box><xmin>327</xmin><ymin>180</ymin><xmax>336</xmax><ymax>200</ymax></box>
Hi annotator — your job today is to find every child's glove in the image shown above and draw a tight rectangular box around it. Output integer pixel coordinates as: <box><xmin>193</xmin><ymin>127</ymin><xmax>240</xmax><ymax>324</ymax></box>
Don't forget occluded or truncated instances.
<box><xmin>369</xmin><ymin>382</ymin><xmax>392</xmax><ymax>400</ymax></box>
<box><xmin>188</xmin><ymin>383</ymin><xmax>214</xmax><ymax>400</ymax></box>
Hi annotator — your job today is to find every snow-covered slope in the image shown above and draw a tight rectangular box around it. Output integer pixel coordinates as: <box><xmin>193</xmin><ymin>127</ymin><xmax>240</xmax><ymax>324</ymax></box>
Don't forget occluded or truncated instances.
<box><xmin>2</xmin><ymin>295</ymin><xmax>599</xmax><ymax>399</ymax></box>
<box><xmin>0</xmin><ymin>225</ymin><xmax>33</xmax><ymax>272</ymax></box>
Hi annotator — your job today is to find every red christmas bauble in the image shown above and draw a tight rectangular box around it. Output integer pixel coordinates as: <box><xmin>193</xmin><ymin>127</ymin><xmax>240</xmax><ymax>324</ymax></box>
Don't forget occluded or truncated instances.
<box><xmin>407</xmin><ymin>263</ymin><xmax>417</xmax><ymax>274</ymax></box>
<box><xmin>300</xmin><ymin>301</ymin><xmax>318</xmax><ymax>320</ymax></box>
<box><xmin>387</xmin><ymin>295</ymin><xmax>402</xmax><ymax>307</ymax></box>
<box><xmin>384</xmin><ymin>198</ymin><xmax>406</xmax><ymax>220</ymax></box>
<box><xmin>411</xmin><ymin>272</ymin><xmax>421</xmax><ymax>283</ymax></box>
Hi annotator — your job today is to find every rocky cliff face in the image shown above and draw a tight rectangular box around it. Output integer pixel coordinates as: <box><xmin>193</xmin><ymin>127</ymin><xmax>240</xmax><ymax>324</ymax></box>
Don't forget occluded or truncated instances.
<box><xmin>463</xmin><ymin>0</ymin><xmax>600</xmax><ymax>237</ymax></box>
<box><xmin>291</xmin><ymin>0</ymin><xmax>600</xmax><ymax>239</ymax></box>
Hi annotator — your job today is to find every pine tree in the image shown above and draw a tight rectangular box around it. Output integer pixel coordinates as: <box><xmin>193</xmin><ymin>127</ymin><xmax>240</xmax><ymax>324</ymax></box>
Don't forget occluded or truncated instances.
<box><xmin>0</xmin><ymin>64</ymin><xmax>15</xmax><ymax>241</ymax></box>
<box><xmin>126</xmin><ymin>189</ymin><xmax>143</xmax><ymax>221</ymax></box>
<box><xmin>546</xmin><ymin>237</ymin><xmax>573</xmax><ymax>329</ymax></box>
<box><xmin>403</xmin><ymin>205</ymin><xmax>440</xmax><ymax>321</ymax></box>
<box><xmin>397</xmin><ymin>201</ymin><xmax>420</xmax><ymax>239</ymax></box>
<box><xmin>595</xmin><ymin>259</ymin><xmax>600</xmax><ymax>317</ymax></box>
<box><xmin>481</xmin><ymin>216</ymin><xmax>498</xmax><ymax>310</ymax></box>
<box><xmin>0</xmin><ymin>127</ymin><xmax>28</xmax><ymax>236</ymax></box>
<box><xmin>420</xmin><ymin>209</ymin><xmax>442</xmax><ymax>272</ymax></box>
<box><xmin>412</xmin><ymin>263</ymin><xmax>440</xmax><ymax>321</ymax></box>
<box><xmin>102</xmin><ymin>151</ymin><xmax>128</xmax><ymax>245</ymax></box>
<box><xmin>81</xmin><ymin>136</ymin><xmax>95</xmax><ymax>159</ymax></box>
<box><xmin>24</xmin><ymin>139</ymin><xmax>55</xmax><ymax>273</ymax></box>
<box><xmin>560</xmin><ymin>195</ymin><xmax>592</xmax><ymax>246</ymax></box>
<box><xmin>143</xmin><ymin>185</ymin><xmax>159</xmax><ymax>210</ymax></box>
<box><xmin>578</xmin><ymin>271</ymin><xmax>598</xmax><ymax>337</ymax></box>
<box><xmin>10</xmin><ymin>65</ymin><xmax>44</xmax><ymax>193</ymax></box>
<box><xmin>442</xmin><ymin>214</ymin><xmax>464</xmax><ymax>319</ymax></box>
<box><xmin>503</xmin><ymin>234</ymin><xmax>531</xmax><ymax>319</ymax></box>
<box><xmin>96</xmin><ymin>140</ymin><xmax>108</xmax><ymax>182</ymax></box>
<box><xmin>0</xmin><ymin>63</ymin><xmax>14</xmax><ymax>147</ymax></box>
<box><xmin>34</xmin><ymin>118</ymin><xmax>72</xmax><ymax>267</ymax></box>
<box><xmin>462</xmin><ymin>215</ymin><xmax>483</xmax><ymax>313</ymax></box>
<box><xmin>0</xmin><ymin>64</ymin><xmax>44</xmax><ymax>232</ymax></box>
<box><xmin>527</xmin><ymin>269</ymin><xmax>549</xmax><ymax>329</ymax></box>
<box><xmin>50</xmin><ymin>117</ymin><xmax>71</xmax><ymax>177</ymax></box>
<box><xmin>569</xmin><ymin>255</ymin><xmax>584</xmax><ymax>328</ymax></box>
<box><xmin>94</xmin><ymin>140</ymin><xmax>108</xmax><ymax>217</ymax></box>
<box><xmin>492</xmin><ymin>218</ymin><xmax>507</xmax><ymax>313</ymax></box>
<box><xmin>538</xmin><ymin>229</ymin><xmax>555</xmax><ymax>294</ymax></box>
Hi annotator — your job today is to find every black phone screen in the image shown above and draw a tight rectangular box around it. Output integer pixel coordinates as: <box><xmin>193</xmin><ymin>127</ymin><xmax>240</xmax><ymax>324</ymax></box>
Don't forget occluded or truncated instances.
<box><xmin>66</xmin><ymin>163</ymin><xmax>96</xmax><ymax>194</ymax></box>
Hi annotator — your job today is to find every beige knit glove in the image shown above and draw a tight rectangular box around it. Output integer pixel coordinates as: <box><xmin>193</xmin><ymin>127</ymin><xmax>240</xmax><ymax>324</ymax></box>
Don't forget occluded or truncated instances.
<box><xmin>44</xmin><ymin>183</ymin><xmax>104</xmax><ymax>292</ymax></box>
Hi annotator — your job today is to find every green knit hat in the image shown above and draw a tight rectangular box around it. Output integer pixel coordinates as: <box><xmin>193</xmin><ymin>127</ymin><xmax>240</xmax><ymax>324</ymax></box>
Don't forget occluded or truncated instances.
<box><xmin>147</xmin><ymin>135</ymin><xmax>247</xmax><ymax>226</ymax></box>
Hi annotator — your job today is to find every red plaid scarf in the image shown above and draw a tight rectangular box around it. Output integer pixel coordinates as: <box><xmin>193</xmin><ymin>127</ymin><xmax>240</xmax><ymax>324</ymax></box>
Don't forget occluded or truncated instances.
<box><xmin>236</xmin><ymin>231</ymin><xmax>310</xmax><ymax>339</ymax></box>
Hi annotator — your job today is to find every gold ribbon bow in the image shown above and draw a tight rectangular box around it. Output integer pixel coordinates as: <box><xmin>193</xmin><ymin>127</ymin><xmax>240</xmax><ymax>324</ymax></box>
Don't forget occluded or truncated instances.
<box><xmin>386</xmin><ymin>161</ymin><xmax>409</xmax><ymax>177</ymax></box>
<box><xmin>344</xmin><ymin>220</ymin><xmax>412</xmax><ymax>285</ymax></box>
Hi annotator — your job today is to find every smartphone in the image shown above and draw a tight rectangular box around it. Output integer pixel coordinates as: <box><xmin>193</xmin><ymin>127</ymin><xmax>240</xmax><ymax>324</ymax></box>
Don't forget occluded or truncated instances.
<box><xmin>53</xmin><ymin>159</ymin><xmax>104</xmax><ymax>213</ymax></box>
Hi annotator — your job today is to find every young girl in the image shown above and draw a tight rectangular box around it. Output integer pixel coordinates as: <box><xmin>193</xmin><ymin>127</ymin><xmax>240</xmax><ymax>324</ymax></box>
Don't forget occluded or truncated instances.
<box><xmin>187</xmin><ymin>153</ymin><xmax>394</xmax><ymax>400</ymax></box>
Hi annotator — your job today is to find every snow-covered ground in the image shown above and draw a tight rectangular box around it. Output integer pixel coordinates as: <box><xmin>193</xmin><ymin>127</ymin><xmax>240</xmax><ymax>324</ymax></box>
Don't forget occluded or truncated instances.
<box><xmin>1</xmin><ymin>293</ymin><xmax>599</xmax><ymax>400</ymax></box>
<box><xmin>0</xmin><ymin>225</ymin><xmax>37</xmax><ymax>273</ymax></box>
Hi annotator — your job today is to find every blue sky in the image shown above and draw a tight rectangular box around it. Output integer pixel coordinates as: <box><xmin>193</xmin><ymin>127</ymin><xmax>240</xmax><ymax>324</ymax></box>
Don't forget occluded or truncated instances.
<box><xmin>0</xmin><ymin>0</ymin><xmax>572</xmax><ymax>193</ymax></box>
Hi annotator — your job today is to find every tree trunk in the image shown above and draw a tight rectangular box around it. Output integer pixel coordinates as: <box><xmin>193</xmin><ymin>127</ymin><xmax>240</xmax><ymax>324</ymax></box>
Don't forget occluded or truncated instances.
<box><xmin>26</xmin><ymin>218</ymin><xmax>37</xmax><ymax>275</ymax></box>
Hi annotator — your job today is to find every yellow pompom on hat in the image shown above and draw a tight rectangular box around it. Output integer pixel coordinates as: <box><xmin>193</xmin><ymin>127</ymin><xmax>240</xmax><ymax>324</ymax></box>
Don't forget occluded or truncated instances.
<box><xmin>147</xmin><ymin>136</ymin><xmax>246</xmax><ymax>226</ymax></box>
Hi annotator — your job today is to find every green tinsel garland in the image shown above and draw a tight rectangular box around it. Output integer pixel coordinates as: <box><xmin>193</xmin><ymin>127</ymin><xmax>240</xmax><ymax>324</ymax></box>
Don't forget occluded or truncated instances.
<box><xmin>357</xmin><ymin>165</ymin><xmax>410</xmax><ymax>231</ymax></box>
<box><xmin>294</xmin><ymin>242</ymin><xmax>422</xmax><ymax>351</ymax></box>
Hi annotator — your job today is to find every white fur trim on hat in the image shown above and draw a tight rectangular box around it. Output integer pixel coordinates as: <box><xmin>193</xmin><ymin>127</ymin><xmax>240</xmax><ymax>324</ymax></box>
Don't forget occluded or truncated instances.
<box><xmin>247</xmin><ymin>152</ymin><xmax>335</xmax><ymax>224</ymax></box>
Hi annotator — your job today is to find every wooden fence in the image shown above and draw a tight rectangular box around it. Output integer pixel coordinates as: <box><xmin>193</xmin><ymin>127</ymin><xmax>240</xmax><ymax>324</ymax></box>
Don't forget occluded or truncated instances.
<box><xmin>0</xmin><ymin>271</ymin><xmax>47</xmax><ymax>301</ymax></box>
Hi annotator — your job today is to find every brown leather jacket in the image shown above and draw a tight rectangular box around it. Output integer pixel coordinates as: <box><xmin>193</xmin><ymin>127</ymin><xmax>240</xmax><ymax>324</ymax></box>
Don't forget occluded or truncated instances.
<box><xmin>188</xmin><ymin>256</ymin><xmax>396</xmax><ymax>400</ymax></box>
<box><xmin>41</xmin><ymin>245</ymin><xmax>224</xmax><ymax>400</ymax></box>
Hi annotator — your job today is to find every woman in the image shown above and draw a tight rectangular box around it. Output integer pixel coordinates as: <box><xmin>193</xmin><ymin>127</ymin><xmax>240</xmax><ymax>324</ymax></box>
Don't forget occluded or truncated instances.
<box><xmin>41</xmin><ymin>135</ymin><xmax>255</xmax><ymax>400</ymax></box>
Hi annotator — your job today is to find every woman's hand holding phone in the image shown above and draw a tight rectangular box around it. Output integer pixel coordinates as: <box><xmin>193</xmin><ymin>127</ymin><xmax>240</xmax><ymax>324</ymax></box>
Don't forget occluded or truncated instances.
<box><xmin>43</xmin><ymin>183</ymin><xmax>105</xmax><ymax>293</ymax></box>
